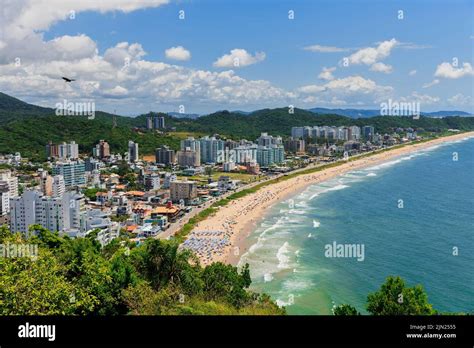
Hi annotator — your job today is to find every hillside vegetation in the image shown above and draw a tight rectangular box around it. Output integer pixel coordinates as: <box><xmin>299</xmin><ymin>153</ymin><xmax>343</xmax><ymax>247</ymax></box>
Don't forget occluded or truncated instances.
<box><xmin>0</xmin><ymin>225</ymin><xmax>284</xmax><ymax>315</ymax></box>
<box><xmin>1</xmin><ymin>92</ymin><xmax>474</xmax><ymax>160</ymax></box>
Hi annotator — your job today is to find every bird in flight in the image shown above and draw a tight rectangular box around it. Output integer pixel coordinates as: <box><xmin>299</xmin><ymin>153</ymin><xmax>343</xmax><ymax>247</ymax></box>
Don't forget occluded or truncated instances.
<box><xmin>62</xmin><ymin>77</ymin><xmax>76</xmax><ymax>82</ymax></box>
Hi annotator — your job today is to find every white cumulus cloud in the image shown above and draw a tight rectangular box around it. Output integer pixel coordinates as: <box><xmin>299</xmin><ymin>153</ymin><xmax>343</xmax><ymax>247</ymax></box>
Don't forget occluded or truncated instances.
<box><xmin>165</xmin><ymin>46</ymin><xmax>191</xmax><ymax>61</ymax></box>
<box><xmin>370</xmin><ymin>62</ymin><xmax>393</xmax><ymax>74</ymax></box>
<box><xmin>343</xmin><ymin>39</ymin><xmax>398</xmax><ymax>71</ymax></box>
<box><xmin>434</xmin><ymin>62</ymin><xmax>474</xmax><ymax>79</ymax></box>
<box><xmin>213</xmin><ymin>49</ymin><xmax>266</xmax><ymax>68</ymax></box>
<box><xmin>318</xmin><ymin>67</ymin><xmax>336</xmax><ymax>81</ymax></box>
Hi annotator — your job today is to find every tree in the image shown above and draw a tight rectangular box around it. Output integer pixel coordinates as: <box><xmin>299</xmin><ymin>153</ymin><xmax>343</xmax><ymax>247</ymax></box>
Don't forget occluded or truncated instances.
<box><xmin>0</xmin><ymin>225</ymin><xmax>284</xmax><ymax>316</ymax></box>
<box><xmin>83</xmin><ymin>187</ymin><xmax>106</xmax><ymax>201</ymax></box>
<box><xmin>201</xmin><ymin>262</ymin><xmax>252</xmax><ymax>307</ymax></box>
<box><xmin>366</xmin><ymin>276</ymin><xmax>435</xmax><ymax>315</ymax></box>
<box><xmin>132</xmin><ymin>239</ymin><xmax>202</xmax><ymax>294</ymax></box>
<box><xmin>0</xmin><ymin>224</ymin><xmax>12</xmax><ymax>242</ymax></box>
<box><xmin>28</xmin><ymin>224</ymin><xmax>63</xmax><ymax>249</ymax></box>
<box><xmin>0</xmin><ymin>243</ymin><xmax>95</xmax><ymax>315</ymax></box>
<box><xmin>334</xmin><ymin>304</ymin><xmax>360</xmax><ymax>315</ymax></box>
<box><xmin>205</xmin><ymin>166</ymin><xmax>213</xmax><ymax>178</ymax></box>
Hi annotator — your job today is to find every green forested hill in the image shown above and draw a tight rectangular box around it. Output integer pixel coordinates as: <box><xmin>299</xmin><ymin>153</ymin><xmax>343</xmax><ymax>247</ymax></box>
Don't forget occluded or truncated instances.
<box><xmin>1</xmin><ymin>92</ymin><xmax>474</xmax><ymax>161</ymax></box>
<box><xmin>0</xmin><ymin>92</ymin><xmax>55</xmax><ymax>124</ymax></box>
<box><xmin>0</xmin><ymin>115</ymin><xmax>180</xmax><ymax>161</ymax></box>
<box><xmin>171</xmin><ymin>108</ymin><xmax>474</xmax><ymax>139</ymax></box>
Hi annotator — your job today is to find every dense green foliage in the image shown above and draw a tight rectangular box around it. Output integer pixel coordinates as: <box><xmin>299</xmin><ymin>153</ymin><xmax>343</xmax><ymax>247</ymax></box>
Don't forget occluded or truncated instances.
<box><xmin>0</xmin><ymin>115</ymin><xmax>180</xmax><ymax>161</ymax></box>
<box><xmin>334</xmin><ymin>304</ymin><xmax>360</xmax><ymax>315</ymax></box>
<box><xmin>335</xmin><ymin>276</ymin><xmax>436</xmax><ymax>315</ymax></box>
<box><xmin>169</xmin><ymin>108</ymin><xmax>474</xmax><ymax>140</ymax></box>
<box><xmin>366</xmin><ymin>276</ymin><xmax>435</xmax><ymax>315</ymax></box>
<box><xmin>0</xmin><ymin>225</ymin><xmax>284</xmax><ymax>315</ymax></box>
<box><xmin>1</xmin><ymin>92</ymin><xmax>474</xmax><ymax>161</ymax></box>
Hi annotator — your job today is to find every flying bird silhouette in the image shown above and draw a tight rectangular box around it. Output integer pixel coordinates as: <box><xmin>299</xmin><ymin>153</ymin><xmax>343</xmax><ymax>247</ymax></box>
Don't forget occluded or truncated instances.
<box><xmin>62</xmin><ymin>77</ymin><xmax>76</xmax><ymax>83</ymax></box>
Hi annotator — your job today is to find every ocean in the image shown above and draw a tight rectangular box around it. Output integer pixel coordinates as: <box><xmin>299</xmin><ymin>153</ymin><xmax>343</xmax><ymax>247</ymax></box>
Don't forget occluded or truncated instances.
<box><xmin>238</xmin><ymin>137</ymin><xmax>474</xmax><ymax>314</ymax></box>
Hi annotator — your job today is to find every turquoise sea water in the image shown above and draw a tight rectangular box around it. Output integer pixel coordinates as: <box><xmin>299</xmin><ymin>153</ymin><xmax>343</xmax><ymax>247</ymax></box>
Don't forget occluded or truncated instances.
<box><xmin>239</xmin><ymin>137</ymin><xmax>474</xmax><ymax>314</ymax></box>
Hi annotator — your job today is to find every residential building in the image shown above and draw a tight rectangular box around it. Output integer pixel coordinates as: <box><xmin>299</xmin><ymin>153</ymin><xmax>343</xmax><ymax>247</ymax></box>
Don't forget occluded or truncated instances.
<box><xmin>52</xmin><ymin>161</ymin><xmax>85</xmax><ymax>187</ymax></box>
<box><xmin>291</xmin><ymin>127</ymin><xmax>305</xmax><ymax>139</ymax></box>
<box><xmin>93</xmin><ymin>140</ymin><xmax>110</xmax><ymax>159</ymax></box>
<box><xmin>170</xmin><ymin>181</ymin><xmax>197</xmax><ymax>203</ymax></box>
<box><xmin>79</xmin><ymin>210</ymin><xmax>119</xmax><ymax>246</ymax></box>
<box><xmin>9</xmin><ymin>190</ymin><xmax>84</xmax><ymax>235</ymax></box>
<box><xmin>256</xmin><ymin>145</ymin><xmax>285</xmax><ymax>167</ymax></box>
<box><xmin>144</xmin><ymin>173</ymin><xmax>160</xmax><ymax>190</ymax></box>
<box><xmin>349</xmin><ymin>126</ymin><xmax>361</xmax><ymax>140</ymax></box>
<box><xmin>363</xmin><ymin>126</ymin><xmax>375</xmax><ymax>141</ymax></box>
<box><xmin>46</xmin><ymin>141</ymin><xmax>79</xmax><ymax>160</ymax></box>
<box><xmin>155</xmin><ymin>145</ymin><xmax>176</xmax><ymax>165</ymax></box>
<box><xmin>84</xmin><ymin>157</ymin><xmax>101</xmax><ymax>172</ymax></box>
<box><xmin>52</xmin><ymin>175</ymin><xmax>66</xmax><ymax>197</ymax></box>
<box><xmin>245</xmin><ymin>161</ymin><xmax>260</xmax><ymax>175</ymax></box>
<box><xmin>223</xmin><ymin>161</ymin><xmax>236</xmax><ymax>172</ymax></box>
<box><xmin>177</xmin><ymin>148</ymin><xmax>200</xmax><ymax>167</ymax></box>
<box><xmin>199</xmin><ymin>136</ymin><xmax>225</xmax><ymax>163</ymax></box>
<box><xmin>257</xmin><ymin>133</ymin><xmax>282</xmax><ymax>147</ymax></box>
<box><xmin>39</xmin><ymin>169</ymin><xmax>53</xmax><ymax>196</ymax></box>
<box><xmin>146</xmin><ymin>116</ymin><xmax>153</xmax><ymax>129</ymax></box>
<box><xmin>163</xmin><ymin>173</ymin><xmax>177</xmax><ymax>189</ymax></box>
<box><xmin>284</xmin><ymin>138</ymin><xmax>306</xmax><ymax>154</ymax></box>
<box><xmin>233</xmin><ymin>145</ymin><xmax>258</xmax><ymax>164</ymax></box>
<box><xmin>0</xmin><ymin>181</ymin><xmax>10</xmax><ymax>218</ymax></box>
<box><xmin>128</xmin><ymin>140</ymin><xmax>139</xmax><ymax>163</ymax></box>
<box><xmin>181</xmin><ymin>137</ymin><xmax>201</xmax><ymax>157</ymax></box>
<box><xmin>0</xmin><ymin>170</ymin><xmax>19</xmax><ymax>197</ymax></box>
<box><xmin>152</xmin><ymin>116</ymin><xmax>165</xmax><ymax>129</ymax></box>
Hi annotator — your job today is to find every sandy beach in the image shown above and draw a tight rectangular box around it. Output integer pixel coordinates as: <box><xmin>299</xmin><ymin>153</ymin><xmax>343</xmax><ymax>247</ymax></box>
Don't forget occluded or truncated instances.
<box><xmin>183</xmin><ymin>132</ymin><xmax>474</xmax><ymax>266</ymax></box>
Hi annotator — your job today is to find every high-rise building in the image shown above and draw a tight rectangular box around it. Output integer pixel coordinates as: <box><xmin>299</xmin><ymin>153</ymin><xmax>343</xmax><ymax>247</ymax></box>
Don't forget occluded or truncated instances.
<box><xmin>0</xmin><ymin>170</ymin><xmax>19</xmax><ymax>198</ymax></box>
<box><xmin>199</xmin><ymin>136</ymin><xmax>225</xmax><ymax>164</ymax></box>
<box><xmin>93</xmin><ymin>140</ymin><xmax>110</xmax><ymax>159</ymax></box>
<box><xmin>257</xmin><ymin>133</ymin><xmax>282</xmax><ymax>147</ymax></box>
<box><xmin>284</xmin><ymin>138</ymin><xmax>306</xmax><ymax>153</ymax></box>
<box><xmin>9</xmin><ymin>190</ymin><xmax>84</xmax><ymax>235</ymax></box>
<box><xmin>170</xmin><ymin>181</ymin><xmax>197</xmax><ymax>203</ymax></box>
<box><xmin>177</xmin><ymin>148</ymin><xmax>201</xmax><ymax>167</ymax></box>
<box><xmin>348</xmin><ymin>126</ymin><xmax>361</xmax><ymax>140</ymax></box>
<box><xmin>256</xmin><ymin>145</ymin><xmax>285</xmax><ymax>167</ymax></box>
<box><xmin>233</xmin><ymin>145</ymin><xmax>258</xmax><ymax>164</ymax></box>
<box><xmin>155</xmin><ymin>146</ymin><xmax>176</xmax><ymax>165</ymax></box>
<box><xmin>163</xmin><ymin>173</ymin><xmax>177</xmax><ymax>189</ymax></box>
<box><xmin>0</xmin><ymin>181</ymin><xmax>10</xmax><ymax>218</ymax></box>
<box><xmin>128</xmin><ymin>140</ymin><xmax>139</xmax><ymax>163</ymax></box>
<box><xmin>363</xmin><ymin>126</ymin><xmax>375</xmax><ymax>141</ymax></box>
<box><xmin>153</xmin><ymin>116</ymin><xmax>165</xmax><ymax>129</ymax></box>
<box><xmin>291</xmin><ymin>127</ymin><xmax>305</xmax><ymax>139</ymax></box>
<box><xmin>52</xmin><ymin>161</ymin><xmax>85</xmax><ymax>187</ymax></box>
<box><xmin>146</xmin><ymin>116</ymin><xmax>153</xmax><ymax>130</ymax></box>
<box><xmin>144</xmin><ymin>173</ymin><xmax>160</xmax><ymax>190</ymax></box>
<box><xmin>52</xmin><ymin>175</ymin><xmax>66</xmax><ymax>197</ymax></box>
<box><xmin>181</xmin><ymin>137</ymin><xmax>201</xmax><ymax>155</ymax></box>
<box><xmin>39</xmin><ymin>169</ymin><xmax>53</xmax><ymax>196</ymax></box>
<box><xmin>85</xmin><ymin>157</ymin><xmax>102</xmax><ymax>172</ymax></box>
<box><xmin>46</xmin><ymin>141</ymin><xmax>79</xmax><ymax>160</ymax></box>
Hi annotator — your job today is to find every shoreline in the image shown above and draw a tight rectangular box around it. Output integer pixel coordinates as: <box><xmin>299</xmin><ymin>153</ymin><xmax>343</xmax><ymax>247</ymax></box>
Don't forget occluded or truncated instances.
<box><xmin>187</xmin><ymin>132</ymin><xmax>474</xmax><ymax>266</ymax></box>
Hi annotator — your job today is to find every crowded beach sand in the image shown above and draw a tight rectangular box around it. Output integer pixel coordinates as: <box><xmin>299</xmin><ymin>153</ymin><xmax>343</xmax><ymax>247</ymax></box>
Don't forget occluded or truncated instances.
<box><xmin>182</xmin><ymin>132</ymin><xmax>474</xmax><ymax>266</ymax></box>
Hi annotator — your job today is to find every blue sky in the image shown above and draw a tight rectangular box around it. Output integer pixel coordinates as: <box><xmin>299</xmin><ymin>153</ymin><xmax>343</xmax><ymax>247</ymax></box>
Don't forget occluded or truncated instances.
<box><xmin>1</xmin><ymin>0</ymin><xmax>473</xmax><ymax>115</ymax></box>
